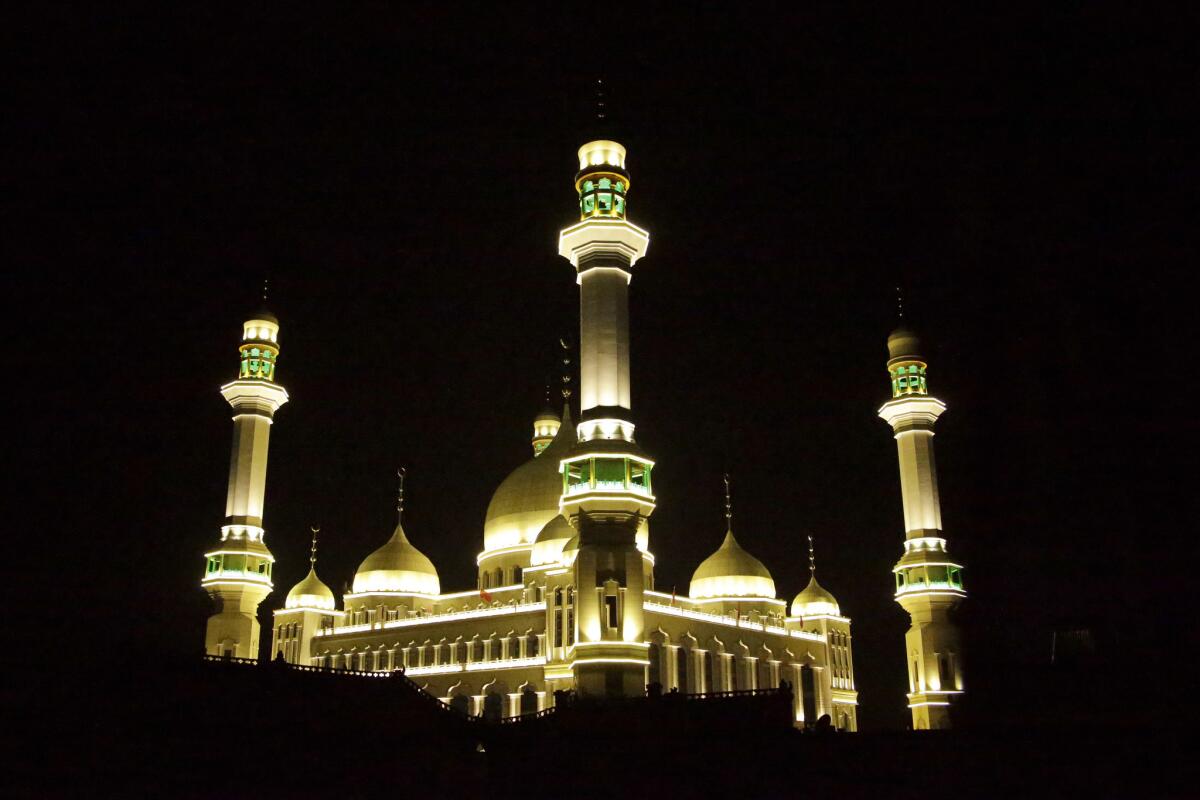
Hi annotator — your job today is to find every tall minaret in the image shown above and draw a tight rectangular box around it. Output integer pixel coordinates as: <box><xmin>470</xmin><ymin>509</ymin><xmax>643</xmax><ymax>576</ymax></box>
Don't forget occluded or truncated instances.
<box><xmin>558</xmin><ymin>131</ymin><xmax>656</xmax><ymax>698</ymax></box>
<box><xmin>877</xmin><ymin>324</ymin><xmax>966</xmax><ymax>729</ymax></box>
<box><xmin>201</xmin><ymin>301</ymin><xmax>289</xmax><ymax>659</ymax></box>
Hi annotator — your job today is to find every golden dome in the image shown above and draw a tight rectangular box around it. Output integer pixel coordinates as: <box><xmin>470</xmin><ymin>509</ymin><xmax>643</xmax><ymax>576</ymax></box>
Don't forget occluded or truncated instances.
<box><xmin>482</xmin><ymin>406</ymin><xmax>575</xmax><ymax>552</ymax></box>
<box><xmin>285</xmin><ymin>566</ymin><xmax>336</xmax><ymax>611</ymax></box>
<box><xmin>790</xmin><ymin>575</ymin><xmax>841</xmax><ymax>617</ymax></box>
<box><xmin>352</xmin><ymin>522</ymin><xmax>440</xmax><ymax>595</ymax></box>
<box><xmin>689</xmin><ymin>530</ymin><xmax>776</xmax><ymax>600</ymax></box>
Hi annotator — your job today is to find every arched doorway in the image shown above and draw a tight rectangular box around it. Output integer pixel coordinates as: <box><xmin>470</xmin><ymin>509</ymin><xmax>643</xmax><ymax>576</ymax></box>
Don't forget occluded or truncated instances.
<box><xmin>520</xmin><ymin>687</ymin><xmax>538</xmax><ymax>716</ymax></box>
<box><xmin>482</xmin><ymin>691</ymin><xmax>503</xmax><ymax>722</ymax></box>
<box><xmin>676</xmin><ymin>647</ymin><xmax>690</xmax><ymax>694</ymax></box>
<box><xmin>800</xmin><ymin>664</ymin><xmax>818</xmax><ymax>725</ymax></box>
<box><xmin>648</xmin><ymin>642</ymin><xmax>662</xmax><ymax>688</ymax></box>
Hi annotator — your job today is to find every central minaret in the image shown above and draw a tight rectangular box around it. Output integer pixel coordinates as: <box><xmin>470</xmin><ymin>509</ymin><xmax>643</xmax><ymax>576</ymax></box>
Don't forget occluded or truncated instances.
<box><xmin>201</xmin><ymin>306</ymin><xmax>289</xmax><ymax>659</ymax></box>
<box><xmin>558</xmin><ymin>138</ymin><xmax>656</xmax><ymax>698</ymax></box>
<box><xmin>877</xmin><ymin>325</ymin><xmax>966</xmax><ymax>729</ymax></box>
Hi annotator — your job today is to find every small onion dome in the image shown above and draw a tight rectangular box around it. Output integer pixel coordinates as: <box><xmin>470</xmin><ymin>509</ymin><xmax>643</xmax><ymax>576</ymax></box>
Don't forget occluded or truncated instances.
<box><xmin>689</xmin><ymin>530</ymin><xmax>776</xmax><ymax>600</ymax></box>
<box><xmin>790</xmin><ymin>575</ymin><xmax>841</xmax><ymax>617</ymax></box>
<box><xmin>285</xmin><ymin>567</ymin><xmax>337</xmax><ymax>611</ymax></box>
<box><xmin>887</xmin><ymin>326</ymin><xmax>922</xmax><ymax>361</ymax></box>
<box><xmin>483</xmin><ymin>406</ymin><xmax>576</xmax><ymax>552</ymax></box>
<box><xmin>249</xmin><ymin>306</ymin><xmax>279</xmax><ymax>325</ymax></box>
<box><xmin>352</xmin><ymin>522</ymin><xmax>440</xmax><ymax>595</ymax></box>
<box><xmin>530</xmin><ymin>515</ymin><xmax>574</xmax><ymax>567</ymax></box>
<box><xmin>534</xmin><ymin>406</ymin><xmax>560</xmax><ymax>426</ymax></box>
<box><xmin>560</xmin><ymin>533</ymin><xmax>581</xmax><ymax>566</ymax></box>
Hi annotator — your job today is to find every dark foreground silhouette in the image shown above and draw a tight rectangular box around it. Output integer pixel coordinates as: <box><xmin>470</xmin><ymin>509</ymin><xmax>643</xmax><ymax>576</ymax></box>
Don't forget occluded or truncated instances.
<box><xmin>14</xmin><ymin>655</ymin><xmax>1193</xmax><ymax>798</ymax></box>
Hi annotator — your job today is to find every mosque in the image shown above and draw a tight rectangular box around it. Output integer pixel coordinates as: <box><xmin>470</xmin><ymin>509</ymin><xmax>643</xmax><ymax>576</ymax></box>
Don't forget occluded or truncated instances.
<box><xmin>199</xmin><ymin>135</ymin><xmax>967</xmax><ymax>731</ymax></box>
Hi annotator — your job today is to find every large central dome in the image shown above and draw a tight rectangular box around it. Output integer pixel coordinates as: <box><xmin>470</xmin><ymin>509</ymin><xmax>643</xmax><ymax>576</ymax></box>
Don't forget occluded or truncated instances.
<box><xmin>482</xmin><ymin>406</ymin><xmax>575</xmax><ymax>553</ymax></box>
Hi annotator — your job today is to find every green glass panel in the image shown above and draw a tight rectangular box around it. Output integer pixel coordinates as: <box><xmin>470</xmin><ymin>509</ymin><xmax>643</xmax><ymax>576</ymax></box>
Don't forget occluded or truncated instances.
<box><xmin>594</xmin><ymin>458</ymin><xmax>626</xmax><ymax>484</ymax></box>
<box><xmin>598</xmin><ymin>177</ymin><xmax>611</xmax><ymax>189</ymax></box>
<box><xmin>583</xmin><ymin>196</ymin><xmax>595</xmax><ymax>213</ymax></box>
<box><xmin>224</xmin><ymin>554</ymin><xmax>246</xmax><ymax>573</ymax></box>
<box><xmin>583</xmin><ymin>180</ymin><xmax>594</xmax><ymax>192</ymax></box>
<box><xmin>598</xmin><ymin>193</ymin><xmax>612</xmax><ymax>211</ymax></box>
<box><xmin>615</xmin><ymin>181</ymin><xmax>625</xmax><ymax>192</ymax></box>
<box><xmin>614</xmin><ymin>196</ymin><xmax>625</xmax><ymax>215</ymax></box>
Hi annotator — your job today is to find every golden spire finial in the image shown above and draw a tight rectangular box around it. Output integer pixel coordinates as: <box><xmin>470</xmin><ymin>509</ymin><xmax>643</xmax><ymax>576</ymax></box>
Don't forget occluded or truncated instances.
<box><xmin>723</xmin><ymin>473</ymin><xmax>733</xmax><ymax>529</ymax></box>
<box><xmin>595</xmin><ymin>78</ymin><xmax>607</xmax><ymax>124</ymax></box>
<box><xmin>808</xmin><ymin>533</ymin><xmax>817</xmax><ymax>577</ymax></box>
<box><xmin>309</xmin><ymin>524</ymin><xmax>320</xmax><ymax>567</ymax></box>
<box><xmin>396</xmin><ymin>467</ymin><xmax>407</xmax><ymax>523</ymax></box>
<box><xmin>896</xmin><ymin>286</ymin><xmax>904</xmax><ymax>320</ymax></box>
<box><xmin>263</xmin><ymin>278</ymin><xmax>270</xmax><ymax>304</ymax></box>
<box><xmin>559</xmin><ymin>337</ymin><xmax>573</xmax><ymax>402</ymax></box>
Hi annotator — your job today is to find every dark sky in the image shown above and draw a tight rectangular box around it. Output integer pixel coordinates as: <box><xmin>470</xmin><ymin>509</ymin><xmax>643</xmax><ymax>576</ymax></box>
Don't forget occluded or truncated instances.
<box><xmin>16</xmin><ymin>6</ymin><xmax>1194</xmax><ymax>730</ymax></box>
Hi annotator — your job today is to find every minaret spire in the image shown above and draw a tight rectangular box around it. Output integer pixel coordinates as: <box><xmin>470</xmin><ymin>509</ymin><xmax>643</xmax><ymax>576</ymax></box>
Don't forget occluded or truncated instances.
<box><xmin>807</xmin><ymin>534</ymin><xmax>816</xmax><ymax>577</ymax></box>
<box><xmin>201</xmin><ymin>307</ymin><xmax>289</xmax><ymax>659</ymax></box>
<box><xmin>895</xmin><ymin>285</ymin><xmax>904</xmax><ymax>321</ymax></box>
<box><xmin>309</xmin><ymin>524</ymin><xmax>320</xmax><ymax>567</ymax></box>
<box><xmin>557</xmin><ymin>131</ymin><xmax>654</xmax><ymax>698</ymax></box>
<box><xmin>878</xmin><ymin>325</ymin><xmax>966</xmax><ymax>729</ymax></box>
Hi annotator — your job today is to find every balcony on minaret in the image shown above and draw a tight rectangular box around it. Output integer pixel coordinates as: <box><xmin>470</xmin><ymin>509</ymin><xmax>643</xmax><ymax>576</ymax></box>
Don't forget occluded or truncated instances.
<box><xmin>889</xmin><ymin>361</ymin><xmax>928</xmax><ymax>398</ymax></box>
<box><xmin>562</xmin><ymin>454</ymin><xmax>653</xmax><ymax>499</ymax></box>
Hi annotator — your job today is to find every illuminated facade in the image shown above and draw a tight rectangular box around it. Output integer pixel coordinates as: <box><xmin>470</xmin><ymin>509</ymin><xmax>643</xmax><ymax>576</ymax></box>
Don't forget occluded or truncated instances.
<box><xmin>879</xmin><ymin>327</ymin><xmax>967</xmax><ymax>729</ymax></box>
<box><xmin>202</xmin><ymin>138</ymin><xmax>863</xmax><ymax>730</ymax></box>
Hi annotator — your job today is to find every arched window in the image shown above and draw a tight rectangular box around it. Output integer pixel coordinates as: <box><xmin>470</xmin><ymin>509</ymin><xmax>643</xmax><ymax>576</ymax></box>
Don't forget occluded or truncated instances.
<box><xmin>729</xmin><ymin>655</ymin><xmax>739</xmax><ymax>691</ymax></box>
<box><xmin>703</xmin><ymin>651</ymin><xmax>714</xmax><ymax>694</ymax></box>
<box><xmin>513</xmin><ymin>566</ymin><xmax>523</xmax><ymax>584</ymax></box>
<box><xmin>565</xmin><ymin>587</ymin><xmax>575</xmax><ymax>646</ymax></box>
<box><xmin>648</xmin><ymin>642</ymin><xmax>662</xmax><ymax>688</ymax></box>
<box><xmin>494</xmin><ymin>567</ymin><xmax>504</xmax><ymax>586</ymax></box>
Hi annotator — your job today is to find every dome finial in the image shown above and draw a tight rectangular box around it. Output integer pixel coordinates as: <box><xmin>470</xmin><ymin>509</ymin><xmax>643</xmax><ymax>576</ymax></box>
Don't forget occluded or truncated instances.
<box><xmin>262</xmin><ymin>277</ymin><xmax>270</xmax><ymax>304</ymax></box>
<box><xmin>723</xmin><ymin>472</ymin><xmax>733</xmax><ymax>530</ymax></box>
<box><xmin>396</xmin><ymin>467</ymin><xmax>406</xmax><ymax>524</ymax></box>
<box><xmin>807</xmin><ymin>533</ymin><xmax>817</xmax><ymax>577</ymax></box>
<box><xmin>895</xmin><ymin>285</ymin><xmax>904</xmax><ymax>321</ymax></box>
<box><xmin>594</xmin><ymin>78</ymin><xmax>607</xmax><ymax>125</ymax></box>
<box><xmin>310</xmin><ymin>524</ymin><xmax>320</xmax><ymax>567</ymax></box>
<box><xmin>559</xmin><ymin>337</ymin><xmax>573</xmax><ymax>402</ymax></box>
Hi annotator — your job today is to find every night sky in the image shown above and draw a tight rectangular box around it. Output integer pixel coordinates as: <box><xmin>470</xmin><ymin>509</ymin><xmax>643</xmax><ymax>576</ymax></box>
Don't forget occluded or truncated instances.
<box><xmin>17</xmin><ymin>6</ymin><xmax>1194</xmax><ymax>730</ymax></box>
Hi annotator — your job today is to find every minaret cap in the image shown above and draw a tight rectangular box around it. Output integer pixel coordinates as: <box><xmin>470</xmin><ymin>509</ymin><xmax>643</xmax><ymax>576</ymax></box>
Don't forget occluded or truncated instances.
<box><xmin>887</xmin><ymin>326</ymin><xmax>922</xmax><ymax>362</ymax></box>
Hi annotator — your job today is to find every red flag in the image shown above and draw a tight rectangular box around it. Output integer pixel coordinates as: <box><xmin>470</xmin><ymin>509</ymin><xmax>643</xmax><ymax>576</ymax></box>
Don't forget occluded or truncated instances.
<box><xmin>480</xmin><ymin>587</ymin><xmax>493</xmax><ymax>604</ymax></box>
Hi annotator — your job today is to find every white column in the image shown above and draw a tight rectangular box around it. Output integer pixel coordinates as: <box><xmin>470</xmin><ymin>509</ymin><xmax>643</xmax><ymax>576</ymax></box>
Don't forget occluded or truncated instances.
<box><xmin>224</xmin><ymin>413</ymin><xmax>273</xmax><ymax>524</ymax></box>
<box><xmin>578</xmin><ymin>268</ymin><xmax>631</xmax><ymax>411</ymax></box>
<box><xmin>894</xmin><ymin>429</ymin><xmax>943</xmax><ymax>535</ymax></box>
